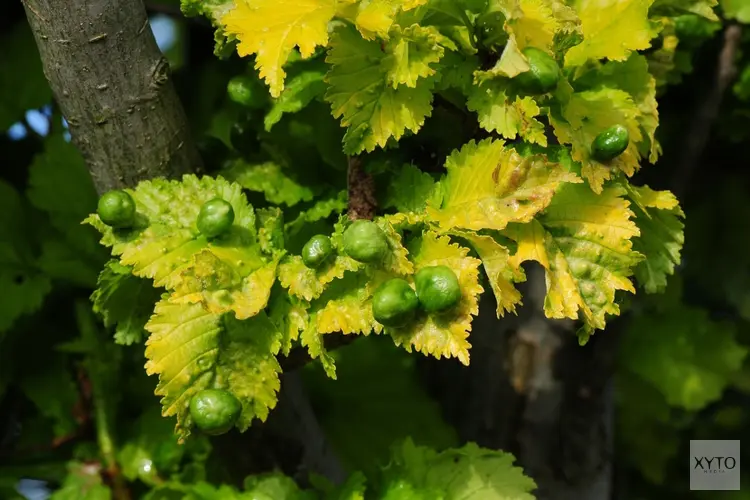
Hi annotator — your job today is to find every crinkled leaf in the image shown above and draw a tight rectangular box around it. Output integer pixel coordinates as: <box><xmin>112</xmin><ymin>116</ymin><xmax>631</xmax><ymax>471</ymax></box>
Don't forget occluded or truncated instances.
<box><xmin>269</xmin><ymin>290</ymin><xmax>308</xmax><ymax>355</ymax></box>
<box><xmin>257</xmin><ymin>207</ymin><xmax>286</xmax><ymax>255</ymax></box>
<box><xmin>507</xmin><ymin>183</ymin><xmax>643</xmax><ymax>337</ymax></box>
<box><xmin>312</xmin><ymin>272</ymin><xmax>381</xmax><ymax>337</ymax></box>
<box><xmin>243</xmin><ymin>472</ymin><xmax>315</xmax><ymax>499</ymax></box>
<box><xmin>389</xmin><ymin>232</ymin><xmax>483</xmax><ymax>366</ymax></box>
<box><xmin>85</xmin><ymin>175</ymin><xmax>276</xmax><ymax>320</ymax></box>
<box><xmin>223</xmin><ymin>161</ymin><xmax>315</xmax><ymax>207</ymax></box>
<box><xmin>467</xmin><ymin>81</ymin><xmax>547</xmax><ymax>145</ymax></box>
<box><xmin>564</xmin><ymin>0</ymin><xmax>656</xmax><ymax>67</ymax></box>
<box><xmin>278</xmin><ymin>255</ymin><xmax>361</xmax><ymax>301</ymax></box>
<box><xmin>457</xmin><ymin>232</ymin><xmax>523</xmax><ymax>316</ymax></box>
<box><xmin>171</xmin><ymin>251</ymin><xmax>279</xmax><ymax>320</ymax></box>
<box><xmin>145</xmin><ymin>301</ymin><xmax>282</xmax><ymax>440</ymax></box>
<box><xmin>383</xmin><ymin>25</ymin><xmax>445</xmax><ymax>88</ymax></box>
<box><xmin>265</xmin><ymin>69</ymin><xmax>328</xmax><ymax>131</ymax></box>
<box><xmin>221</xmin><ymin>0</ymin><xmax>336</xmax><ymax>96</ymax></box>
<box><xmin>654</xmin><ymin>0</ymin><xmax>719</xmax><ymax>19</ymax></box>
<box><xmin>325</xmin><ymin>25</ymin><xmax>434</xmax><ymax>154</ymax></box>
<box><xmin>383</xmin><ymin>439</ymin><xmax>536</xmax><ymax>499</ymax></box>
<box><xmin>550</xmin><ymin>86</ymin><xmax>643</xmax><ymax>192</ymax></box>
<box><xmin>625</xmin><ymin>185</ymin><xmax>684</xmax><ymax>294</ymax></box>
<box><xmin>91</xmin><ymin>261</ymin><xmax>161</xmax><ymax>345</ymax></box>
<box><xmin>383</xmin><ymin>164</ymin><xmax>437</xmax><ymax>214</ymax></box>
<box><xmin>301</xmin><ymin>312</ymin><xmax>337</xmax><ymax>379</ymax></box>
<box><xmin>427</xmin><ymin>138</ymin><xmax>581</xmax><ymax>231</ymax></box>
<box><xmin>621</xmin><ymin>305</ymin><xmax>747</xmax><ymax>410</ymax></box>
<box><xmin>576</xmin><ymin>54</ymin><xmax>661</xmax><ymax>163</ymax></box>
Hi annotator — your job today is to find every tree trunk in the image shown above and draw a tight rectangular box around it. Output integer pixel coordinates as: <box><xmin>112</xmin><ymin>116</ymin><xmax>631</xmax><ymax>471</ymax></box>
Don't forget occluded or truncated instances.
<box><xmin>21</xmin><ymin>0</ymin><xmax>202</xmax><ymax>193</ymax></box>
<box><xmin>421</xmin><ymin>265</ymin><xmax>617</xmax><ymax>499</ymax></box>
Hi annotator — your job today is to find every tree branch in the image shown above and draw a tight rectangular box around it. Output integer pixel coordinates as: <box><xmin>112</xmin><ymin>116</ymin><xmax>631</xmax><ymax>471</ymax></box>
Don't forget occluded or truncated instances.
<box><xmin>22</xmin><ymin>0</ymin><xmax>202</xmax><ymax>193</ymax></box>
<box><xmin>672</xmin><ymin>23</ymin><xmax>742</xmax><ymax>198</ymax></box>
<box><xmin>347</xmin><ymin>156</ymin><xmax>377</xmax><ymax>220</ymax></box>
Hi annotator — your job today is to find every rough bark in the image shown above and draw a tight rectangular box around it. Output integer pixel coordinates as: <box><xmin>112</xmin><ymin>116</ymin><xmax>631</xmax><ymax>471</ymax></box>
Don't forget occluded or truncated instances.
<box><xmin>22</xmin><ymin>0</ymin><xmax>202</xmax><ymax>194</ymax></box>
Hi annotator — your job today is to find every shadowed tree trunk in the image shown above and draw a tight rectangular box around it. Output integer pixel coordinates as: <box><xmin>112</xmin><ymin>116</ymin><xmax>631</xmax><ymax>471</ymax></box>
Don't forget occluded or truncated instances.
<box><xmin>21</xmin><ymin>0</ymin><xmax>202</xmax><ymax>193</ymax></box>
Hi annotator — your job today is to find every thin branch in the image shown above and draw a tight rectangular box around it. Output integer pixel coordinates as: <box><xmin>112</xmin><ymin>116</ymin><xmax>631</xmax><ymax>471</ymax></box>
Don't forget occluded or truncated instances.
<box><xmin>346</xmin><ymin>156</ymin><xmax>377</xmax><ymax>220</ymax></box>
<box><xmin>673</xmin><ymin>23</ymin><xmax>742</xmax><ymax>197</ymax></box>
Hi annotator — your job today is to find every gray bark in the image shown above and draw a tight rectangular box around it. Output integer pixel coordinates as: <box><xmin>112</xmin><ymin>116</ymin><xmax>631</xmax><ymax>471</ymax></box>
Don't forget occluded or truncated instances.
<box><xmin>21</xmin><ymin>0</ymin><xmax>202</xmax><ymax>193</ymax></box>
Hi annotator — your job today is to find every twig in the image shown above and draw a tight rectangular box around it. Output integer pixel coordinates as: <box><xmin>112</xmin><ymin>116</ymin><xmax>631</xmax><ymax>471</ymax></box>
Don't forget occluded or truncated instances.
<box><xmin>673</xmin><ymin>23</ymin><xmax>742</xmax><ymax>197</ymax></box>
<box><xmin>346</xmin><ymin>156</ymin><xmax>377</xmax><ymax>220</ymax></box>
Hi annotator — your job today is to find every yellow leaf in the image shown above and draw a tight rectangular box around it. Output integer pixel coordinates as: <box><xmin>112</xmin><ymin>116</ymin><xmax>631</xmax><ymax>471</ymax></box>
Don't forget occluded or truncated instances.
<box><xmin>389</xmin><ymin>232</ymin><xmax>483</xmax><ymax>366</ymax></box>
<box><xmin>278</xmin><ymin>254</ymin><xmax>362</xmax><ymax>301</ymax></box>
<box><xmin>506</xmin><ymin>183</ymin><xmax>643</xmax><ymax>333</ymax></box>
<box><xmin>564</xmin><ymin>0</ymin><xmax>656</xmax><ymax>67</ymax></box>
<box><xmin>314</xmin><ymin>272</ymin><xmax>383</xmax><ymax>335</ymax></box>
<box><xmin>427</xmin><ymin>138</ymin><xmax>581</xmax><ymax>231</ymax></box>
<box><xmin>222</xmin><ymin>0</ymin><xmax>337</xmax><ymax>97</ymax></box>
<box><xmin>467</xmin><ymin>81</ymin><xmax>547</xmax><ymax>145</ymax></box>
<box><xmin>458</xmin><ymin>231</ymin><xmax>524</xmax><ymax>316</ymax></box>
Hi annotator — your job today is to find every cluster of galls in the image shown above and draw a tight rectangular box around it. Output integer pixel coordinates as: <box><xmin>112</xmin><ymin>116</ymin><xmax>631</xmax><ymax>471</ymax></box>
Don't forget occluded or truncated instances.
<box><xmin>300</xmin><ymin>220</ymin><xmax>462</xmax><ymax>329</ymax></box>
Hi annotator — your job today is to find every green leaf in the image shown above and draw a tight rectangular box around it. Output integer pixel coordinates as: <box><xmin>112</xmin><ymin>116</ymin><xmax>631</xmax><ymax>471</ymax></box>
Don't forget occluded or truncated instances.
<box><xmin>389</xmin><ymin>232</ymin><xmax>484</xmax><ymax>366</ymax></box>
<box><xmin>312</xmin><ymin>272</ymin><xmax>380</xmax><ymax>338</ymax></box>
<box><xmin>625</xmin><ymin>185</ymin><xmax>685</xmax><ymax>294</ymax></box>
<box><xmin>0</xmin><ymin>23</ymin><xmax>52</xmax><ymax>129</ymax></box>
<box><xmin>427</xmin><ymin>138</ymin><xmax>581</xmax><ymax>231</ymax></box>
<box><xmin>467</xmin><ymin>81</ymin><xmax>547</xmax><ymax>145</ymax></box>
<box><xmin>145</xmin><ymin>301</ymin><xmax>282</xmax><ymax>440</ymax></box>
<box><xmin>49</xmin><ymin>462</ymin><xmax>111</xmax><ymax>500</ymax></box>
<box><xmin>383</xmin><ymin>164</ymin><xmax>437</xmax><ymax>214</ymax></box>
<box><xmin>721</xmin><ymin>0</ymin><xmax>750</xmax><ymax>21</ymax></box>
<box><xmin>507</xmin><ymin>183</ymin><xmax>643</xmax><ymax>337</ymax></box>
<box><xmin>0</xmin><ymin>181</ymin><xmax>51</xmax><ymax>333</ymax></box>
<box><xmin>19</xmin><ymin>356</ymin><xmax>79</xmax><ymax>438</ymax></box>
<box><xmin>383</xmin><ymin>25</ymin><xmax>445</xmax><ymax>88</ymax></box>
<box><xmin>85</xmin><ymin>175</ymin><xmax>276</xmax><ymax>320</ymax></box>
<box><xmin>654</xmin><ymin>0</ymin><xmax>719</xmax><ymax>19</ymax></box>
<box><xmin>284</xmin><ymin>192</ymin><xmax>347</xmax><ymax>238</ymax></box>
<box><xmin>243</xmin><ymin>472</ymin><xmax>315</xmax><ymax>499</ymax></box>
<box><xmin>383</xmin><ymin>439</ymin><xmax>536</xmax><ymax>499</ymax></box>
<box><xmin>265</xmin><ymin>69</ymin><xmax>328</xmax><ymax>131</ymax></box>
<box><xmin>222</xmin><ymin>161</ymin><xmax>315</xmax><ymax>207</ymax></box>
<box><xmin>564</xmin><ymin>0</ymin><xmax>656</xmax><ymax>67</ymax></box>
<box><xmin>325</xmin><ymin>25</ymin><xmax>435</xmax><ymax>154</ymax></box>
<box><xmin>620</xmin><ymin>305</ymin><xmax>747</xmax><ymax>410</ymax></box>
<box><xmin>303</xmin><ymin>337</ymin><xmax>459</xmax><ymax>478</ymax></box>
<box><xmin>91</xmin><ymin>261</ymin><xmax>162</xmax><ymax>345</ymax></box>
<box><xmin>269</xmin><ymin>289</ymin><xmax>307</xmax><ymax>356</ymax></box>
<box><xmin>301</xmin><ymin>312</ymin><xmax>337</xmax><ymax>379</ymax></box>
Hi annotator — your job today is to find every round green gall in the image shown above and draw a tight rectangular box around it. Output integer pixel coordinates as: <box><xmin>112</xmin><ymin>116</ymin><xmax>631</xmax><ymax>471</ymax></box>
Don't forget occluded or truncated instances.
<box><xmin>227</xmin><ymin>75</ymin><xmax>261</xmax><ymax>108</ymax></box>
<box><xmin>97</xmin><ymin>190</ymin><xmax>136</xmax><ymax>229</ymax></box>
<box><xmin>302</xmin><ymin>234</ymin><xmax>333</xmax><ymax>268</ymax></box>
<box><xmin>415</xmin><ymin>265</ymin><xmax>462</xmax><ymax>314</ymax></box>
<box><xmin>342</xmin><ymin>220</ymin><xmax>388</xmax><ymax>264</ymax></box>
<box><xmin>197</xmin><ymin>198</ymin><xmax>235</xmax><ymax>238</ymax></box>
<box><xmin>515</xmin><ymin>47</ymin><xmax>559</xmax><ymax>94</ymax></box>
<box><xmin>189</xmin><ymin>389</ymin><xmax>242</xmax><ymax>436</ymax></box>
<box><xmin>591</xmin><ymin>125</ymin><xmax>629</xmax><ymax>162</ymax></box>
<box><xmin>372</xmin><ymin>278</ymin><xmax>419</xmax><ymax>327</ymax></box>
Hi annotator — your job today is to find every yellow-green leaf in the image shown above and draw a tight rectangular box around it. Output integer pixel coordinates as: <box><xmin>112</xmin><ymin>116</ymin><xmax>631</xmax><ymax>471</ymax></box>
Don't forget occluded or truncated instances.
<box><xmin>145</xmin><ymin>300</ymin><xmax>282</xmax><ymax>440</ymax></box>
<box><xmin>383</xmin><ymin>24</ymin><xmax>445</xmax><ymax>88</ymax></box>
<box><xmin>427</xmin><ymin>138</ymin><xmax>581</xmax><ymax>231</ymax></box>
<box><xmin>467</xmin><ymin>81</ymin><xmax>547</xmax><ymax>145</ymax></box>
<box><xmin>507</xmin><ymin>183</ymin><xmax>643</xmax><ymax>336</ymax></box>
<box><xmin>389</xmin><ymin>232</ymin><xmax>483</xmax><ymax>365</ymax></box>
<box><xmin>278</xmin><ymin>254</ymin><xmax>361</xmax><ymax>301</ymax></box>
